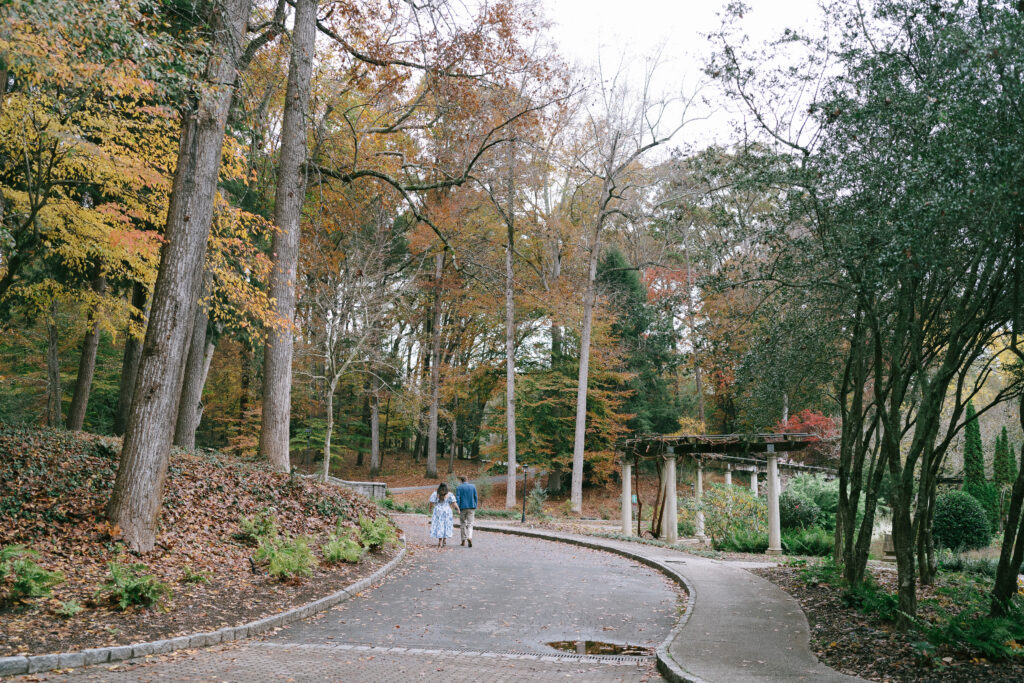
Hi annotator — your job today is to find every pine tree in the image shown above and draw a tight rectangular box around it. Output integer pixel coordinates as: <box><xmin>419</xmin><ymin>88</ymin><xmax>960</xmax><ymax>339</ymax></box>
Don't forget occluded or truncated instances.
<box><xmin>962</xmin><ymin>401</ymin><xmax>998</xmax><ymax>531</ymax></box>
<box><xmin>596</xmin><ymin>248</ymin><xmax>681</xmax><ymax>435</ymax></box>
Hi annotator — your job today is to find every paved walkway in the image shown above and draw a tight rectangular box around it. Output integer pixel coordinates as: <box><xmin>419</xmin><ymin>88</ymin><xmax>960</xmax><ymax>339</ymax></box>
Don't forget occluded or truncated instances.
<box><xmin>472</xmin><ymin>521</ymin><xmax>867</xmax><ymax>683</ymax></box>
<box><xmin>47</xmin><ymin>515</ymin><xmax>675</xmax><ymax>682</ymax></box>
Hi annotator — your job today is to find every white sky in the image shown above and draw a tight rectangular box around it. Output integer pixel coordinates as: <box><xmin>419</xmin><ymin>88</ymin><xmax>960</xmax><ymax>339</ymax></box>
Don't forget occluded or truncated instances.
<box><xmin>542</xmin><ymin>0</ymin><xmax>826</xmax><ymax>147</ymax></box>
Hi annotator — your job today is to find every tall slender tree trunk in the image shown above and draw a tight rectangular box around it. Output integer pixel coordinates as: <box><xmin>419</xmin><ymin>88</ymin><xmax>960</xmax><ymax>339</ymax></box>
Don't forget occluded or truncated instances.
<box><xmin>67</xmin><ymin>276</ymin><xmax>107</xmax><ymax>431</ymax></box>
<box><xmin>114</xmin><ymin>283</ymin><xmax>148</xmax><ymax>435</ymax></box>
<box><xmin>46</xmin><ymin>302</ymin><xmax>62</xmax><ymax>428</ymax></box>
<box><xmin>550</xmin><ymin>244</ymin><xmax>563</xmax><ymax>365</ymax></box>
<box><xmin>174</xmin><ymin>272</ymin><xmax>214</xmax><ymax>448</ymax></box>
<box><xmin>107</xmin><ymin>0</ymin><xmax>252</xmax><ymax>552</ymax></box>
<box><xmin>322</xmin><ymin>374</ymin><xmax>339</xmax><ymax>481</ymax></box>
<box><xmin>685</xmin><ymin>253</ymin><xmax>704</xmax><ymax>426</ymax></box>
<box><xmin>570</xmin><ymin>239</ymin><xmax>600</xmax><ymax>513</ymax></box>
<box><xmin>370</xmin><ymin>383</ymin><xmax>381</xmax><ymax>477</ymax></box>
<box><xmin>449</xmin><ymin>414</ymin><xmax>457</xmax><ymax>474</ymax></box>
<box><xmin>504</xmin><ymin>159</ymin><xmax>518</xmax><ymax>507</ymax></box>
<box><xmin>426</xmin><ymin>251</ymin><xmax>444</xmax><ymax>479</ymax></box>
<box><xmin>258</xmin><ymin>0</ymin><xmax>317</xmax><ymax>472</ymax></box>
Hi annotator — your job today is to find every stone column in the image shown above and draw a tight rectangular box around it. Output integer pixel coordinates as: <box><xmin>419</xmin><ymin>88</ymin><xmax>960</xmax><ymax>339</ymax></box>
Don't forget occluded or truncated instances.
<box><xmin>750</xmin><ymin>467</ymin><xmax>758</xmax><ymax>496</ymax></box>
<box><xmin>767</xmin><ymin>445</ymin><xmax>782</xmax><ymax>555</ymax></box>
<box><xmin>724</xmin><ymin>464</ymin><xmax>732</xmax><ymax>487</ymax></box>
<box><xmin>621</xmin><ymin>460</ymin><xmax>632</xmax><ymax>536</ymax></box>
<box><xmin>662</xmin><ymin>448</ymin><xmax>678</xmax><ymax>544</ymax></box>
<box><xmin>695</xmin><ymin>457</ymin><xmax>706</xmax><ymax>541</ymax></box>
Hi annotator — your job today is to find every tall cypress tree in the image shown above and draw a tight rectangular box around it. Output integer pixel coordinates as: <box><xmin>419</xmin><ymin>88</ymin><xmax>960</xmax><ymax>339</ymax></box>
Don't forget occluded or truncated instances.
<box><xmin>962</xmin><ymin>401</ymin><xmax>997</xmax><ymax>531</ymax></box>
<box><xmin>962</xmin><ymin>402</ymin><xmax>985</xmax><ymax>486</ymax></box>
<box><xmin>994</xmin><ymin>426</ymin><xmax>1013</xmax><ymax>487</ymax></box>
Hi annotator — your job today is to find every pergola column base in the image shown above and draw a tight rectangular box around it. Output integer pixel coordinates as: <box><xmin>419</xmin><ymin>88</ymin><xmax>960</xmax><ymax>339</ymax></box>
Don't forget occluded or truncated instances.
<box><xmin>765</xmin><ymin>547</ymin><xmax>783</xmax><ymax>556</ymax></box>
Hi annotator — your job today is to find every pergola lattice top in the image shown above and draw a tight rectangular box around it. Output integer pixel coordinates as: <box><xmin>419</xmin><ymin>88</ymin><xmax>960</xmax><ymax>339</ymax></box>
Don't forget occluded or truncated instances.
<box><xmin>621</xmin><ymin>432</ymin><xmax>816</xmax><ymax>458</ymax></box>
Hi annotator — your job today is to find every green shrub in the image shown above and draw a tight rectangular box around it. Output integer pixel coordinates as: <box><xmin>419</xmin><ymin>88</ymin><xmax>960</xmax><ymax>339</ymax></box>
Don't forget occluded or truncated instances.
<box><xmin>255</xmin><ymin>536</ymin><xmax>316</xmax><ymax>581</ymax></box>
<box><xmin>181</xmin><ymin>565</ymin><xmax>211</xmax><ymax>584</ymax></box>
<box><xmin>322</xmin><ymin>532</ymin><xmax>364</xmax><ymax>564</ymax></box>
<box><xmin>526</xmin><ymin>484</ymin><xmax>548</xmax><ymax>518</ymax></box>
<box><xmin>98</xmin><ymin>562</ymin><xmax>171</xmax><ymax>610</ymax></box>
<box><xmin>55</xmin><ymin>599</ymin><xmax>83</xmax><ymax>618</ymax></box>
<box><xmin>782</xmin><ymin>527</ymin><xmax>834</xmax><ymax>556</ymax></box>
<box><xmin>236</xmin><ymin>508</ymin><xmax>279</xmax><ymax>545</ymax></box>
<box><xmin>686</xmin><ymin>483</ymin><xmax>766</xmax><ymax>546</ymax></box>
<box><xmin>936</xmin><ymin>550</ymin><xmax>998</xmax><ymax>577</ymax></box>
<box><xmin>963</xmin><ymin>480</ymin><xmax>1000</xmax><ymax>534</ymax></box>
<box><xmin>475</xmin><ymin>508</ymin><xmax>519</xmax><ymax>518</ymax></box>
<box><xmin>786</xmin><ymin>475</ymin><xmax>839</xmax><ymax>531</ymax></box>
<box><xmin>716</xmin><ymin>528</ymin><xmax>769</xmax><ymax>553</ymax></box>
<box><xmin>779</xmin><ymin>491</ymin><xmax>821</xmax><ymax>530</ymax></box>
<box><xmin>933</xmin><ymin>490</ymin><xmax>991</xmax><ymax>551</ymax></box>
<box><xmin>677</xmin><ymin>517</ymin><xmax>696</xmax><ymax>538</ymax></box>
<box><xmin>842</xmin><ymin>581</ymin><xmax>899</xmax><ymax>622</ymax></box>
<box><xmin>0</xmin><ymin>545</ymin><xmax>63</xmax><ymax>601</ymax></box>
<box><xmin>800</xmin><ymin>560</ymin><xmax>841</xmax><ymax>587</ymax></box>
<box><xmin>358</xmin><ymin>515</ymin><xmax>398</xmax><ymax>549</ymax></box>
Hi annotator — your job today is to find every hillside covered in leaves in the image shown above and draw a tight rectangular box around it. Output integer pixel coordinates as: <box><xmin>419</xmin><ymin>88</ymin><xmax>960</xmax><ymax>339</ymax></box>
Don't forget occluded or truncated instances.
<box><xmin>0</xmin><ymin>426</ymin><xmax>397</xmax><ymax>656</ymax></box>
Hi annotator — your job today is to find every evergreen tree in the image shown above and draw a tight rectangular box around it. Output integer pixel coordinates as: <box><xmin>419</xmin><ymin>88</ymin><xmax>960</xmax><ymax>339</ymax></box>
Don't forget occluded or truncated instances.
<box><xmin>962</xmin><ymin>401</ymin><xmax>998</xmax><ymax>532</ymax></box>
<box><xmin>994</xmin><ymin>426</ymin><xmax>1014</xmax><ymax>487</ymax></box>
<box><xmin>596</xmin><ymin>248</ymin><xmax>681</xmax><ymax>435</ymax></box>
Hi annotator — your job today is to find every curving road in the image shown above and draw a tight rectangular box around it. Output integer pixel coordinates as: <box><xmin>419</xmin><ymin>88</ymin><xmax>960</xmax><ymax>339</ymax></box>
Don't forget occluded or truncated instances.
<box><xmin>50</xmin><ymin>514</ymin><xmax>681</xmax><ymax>681</ymax></box>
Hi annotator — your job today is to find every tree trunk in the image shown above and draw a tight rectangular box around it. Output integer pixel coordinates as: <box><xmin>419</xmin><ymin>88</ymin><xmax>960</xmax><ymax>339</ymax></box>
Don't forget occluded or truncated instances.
<box><xmin>426</xmin><ymin>251</ymin><xmax>444</xmax><ymax>479</ymax></box>
<box><xmin>322</xmin><ymin>375</ymin><xmax>339</xmax><ymax>481</ymax></box>
<box><xmin>258</xmin><ymin>0</ymin><xmax>317</xmax><ymax>473</ymax></box>
<box><xmin>550</xmin><ymin>247</ymin><xmax>563</xmax><ymax>365</ymax></box>
<box><xmin>107</xmin><ymin>0</ymin><xmax>252</xmax><ymax>553</ymax></box>
<box><xmin>114</xmin><ymin>283</ymin><xmax>147</xmax><ymax>435</ymax></box>
<box><xmin>370</xmin><ymin>386</ymin><xmax>381</xmax><ymax>477</ymax></box>
<box><xmin>174</xmin><ymin>272</ymin><xmax>213</xmax><ymax>449</ymax></box>
<box><xmin>357</xmin><ymin>391</ymin><xmax>369</xmax><ymax>467</ymax></box>
<box><xmin>67</xmin><ymin>276</ymin><xmax>107</xmax><ymax>431</ymax></box>
<box><xmin>991</xmin><ymin>395</ymin><xmax>1024</xmax><ymax>616</ymax></box>
<box><xmin>570</xmin><ymin>240</ymin><xmax>600</xmax><ymax>513</ymax></box>
<box><xmin>504</xmin><ymin>218</ymin><xmax>518</xmax><ymax>507</ymax></box>
<box><xmin>686</xmin><ymin>254</ymin><xmax>705</xmax><ymax>425</ymax></box>
<box><xmin>46</xmin><ymin>303</ymin><xmax>62</xmax><ymax>428</ymax></box>
<box><xmin>449</xmin><ymin>414</ymin><xmax>457</xmax><ymax>474</ymax></box>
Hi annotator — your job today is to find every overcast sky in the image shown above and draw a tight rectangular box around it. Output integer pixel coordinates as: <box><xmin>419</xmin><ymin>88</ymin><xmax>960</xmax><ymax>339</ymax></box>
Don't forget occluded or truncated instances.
<box><xmin>541</xmin><ymin>0</ymin><xmax>826</xmax><ymax>147</ymax></box>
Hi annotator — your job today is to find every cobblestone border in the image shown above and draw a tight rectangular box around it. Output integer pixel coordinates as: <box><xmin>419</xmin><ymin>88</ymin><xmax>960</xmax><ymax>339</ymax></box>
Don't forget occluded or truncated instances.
<box><xmin>0</xmin><ymin>541</ymin><xmax>407</xmax><ymax>678</ymax></box>
<box><xmin>470</xmin><ymin>523</ymin><xmax>706</xmax><ymax>683</ymax></box>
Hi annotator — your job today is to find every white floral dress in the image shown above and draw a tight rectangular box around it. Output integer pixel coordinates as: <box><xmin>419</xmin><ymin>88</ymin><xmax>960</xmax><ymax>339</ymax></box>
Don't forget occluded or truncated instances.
<box><xmin>429</xmin><ymin>491</ymin><xmax>456</xmax><ymax>539</ymax></box>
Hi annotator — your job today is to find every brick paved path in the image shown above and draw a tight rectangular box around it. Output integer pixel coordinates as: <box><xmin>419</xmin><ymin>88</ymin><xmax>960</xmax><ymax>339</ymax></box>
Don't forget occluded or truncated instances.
<box><xmin>46</xmin><ymin>515</ymin><xmax>678</xmax><ymax>682</ymax></box>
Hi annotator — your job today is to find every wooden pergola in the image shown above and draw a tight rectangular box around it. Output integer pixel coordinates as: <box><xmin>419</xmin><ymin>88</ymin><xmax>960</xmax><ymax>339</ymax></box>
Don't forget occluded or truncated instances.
<box><xmin>618</xmin><ymin>433</ymin><xmax>827</xmax><ymax>554</ymax></box>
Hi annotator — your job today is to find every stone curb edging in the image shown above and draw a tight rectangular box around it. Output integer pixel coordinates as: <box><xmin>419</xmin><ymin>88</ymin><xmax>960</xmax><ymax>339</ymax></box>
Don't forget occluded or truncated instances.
<box><xmin>0</xmin><ymin>541</ymin><xmax>407</xmax><ymax>678</ymax></box>
<box><xmin>470</xmin><ymin>523</ymin><xmax>707</xmax><ymax>683</ymax></box>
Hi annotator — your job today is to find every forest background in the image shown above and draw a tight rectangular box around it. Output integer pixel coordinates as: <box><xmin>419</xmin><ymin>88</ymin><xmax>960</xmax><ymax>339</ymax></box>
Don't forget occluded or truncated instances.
<box><xmin>4</xmin><ymin>0</ymin><xmax>1024</xmax><ymax>626</ymax></box>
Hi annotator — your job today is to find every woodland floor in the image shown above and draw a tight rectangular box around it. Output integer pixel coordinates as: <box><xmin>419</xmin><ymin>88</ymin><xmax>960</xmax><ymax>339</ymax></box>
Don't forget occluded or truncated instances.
<box><xmin>754</xmin><ymin>564</ymin><xmax>1024</xmax><ymax>682</ymax></box>
<box><xmin>0</xmin><ymin>427</ymin><xmax>400</xmax><ymax>657</ymax></box>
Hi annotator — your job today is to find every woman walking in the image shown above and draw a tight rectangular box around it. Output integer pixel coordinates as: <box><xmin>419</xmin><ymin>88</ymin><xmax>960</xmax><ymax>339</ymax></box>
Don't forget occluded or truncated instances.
<box><xmin>428</xmin><ymin>482</ymin><xmax>459</xmax><ymax>548</ymax></box>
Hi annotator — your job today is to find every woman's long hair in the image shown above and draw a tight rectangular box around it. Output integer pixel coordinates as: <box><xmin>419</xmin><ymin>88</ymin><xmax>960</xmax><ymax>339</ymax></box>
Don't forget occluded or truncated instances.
<box><xmin>436</xmin><ymin>483</ymin><xmax>448</xmax><ymax>500</ymax></box>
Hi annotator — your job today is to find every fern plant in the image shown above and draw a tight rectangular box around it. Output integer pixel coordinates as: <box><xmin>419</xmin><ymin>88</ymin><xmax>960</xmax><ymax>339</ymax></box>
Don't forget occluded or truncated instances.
<box><xmin>357</xmin><ymin>515</ymin><xmax>397</xmax><ymax>549</ymax></box>
<box><xmin>0</xmin><ymin>545</ymin><xmax>63</xmax><ymax>601</ymax></box>
<box><xmin>97</xmin><ymin>562</ymin><xmax>171</xmax><ymax>610</ymax></box>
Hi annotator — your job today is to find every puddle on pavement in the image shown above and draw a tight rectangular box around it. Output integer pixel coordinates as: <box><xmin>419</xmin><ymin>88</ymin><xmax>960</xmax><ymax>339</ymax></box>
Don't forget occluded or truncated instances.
<box><xmin>546</xmin><ymin>640</ymin><xmax>653</xmax><ymax>656</ymax></box>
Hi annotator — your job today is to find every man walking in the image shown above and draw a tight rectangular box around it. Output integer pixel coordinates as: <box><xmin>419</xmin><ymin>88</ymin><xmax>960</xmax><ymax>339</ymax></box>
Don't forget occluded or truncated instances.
<box><xmin>455</xmin><ymin>475</ymin><xmax>477</xmax><ymax>547</ymax></box>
